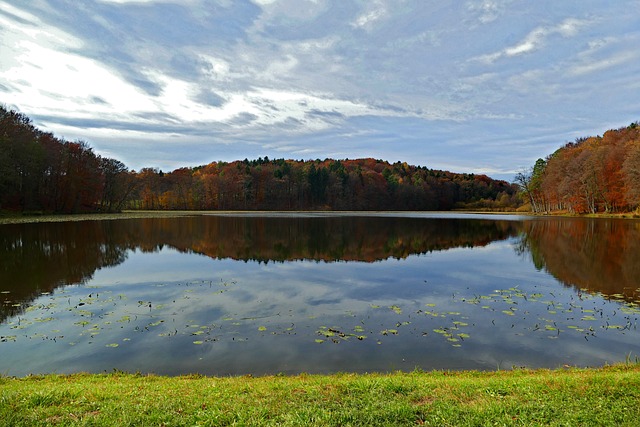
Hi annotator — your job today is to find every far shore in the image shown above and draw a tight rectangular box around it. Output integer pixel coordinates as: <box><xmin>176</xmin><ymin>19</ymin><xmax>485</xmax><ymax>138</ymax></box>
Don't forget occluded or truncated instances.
<box><xmin>1</xmin><ymin>209</ymin><xmax>639</xmax><ymax>225</ymax></box>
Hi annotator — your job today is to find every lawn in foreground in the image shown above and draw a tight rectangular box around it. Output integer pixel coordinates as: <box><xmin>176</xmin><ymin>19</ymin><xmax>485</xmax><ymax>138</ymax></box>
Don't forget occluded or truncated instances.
<box><xmin>1</xmin><ymin>364</ymin><xmax>639</xmax><ymax>426</ymax></box>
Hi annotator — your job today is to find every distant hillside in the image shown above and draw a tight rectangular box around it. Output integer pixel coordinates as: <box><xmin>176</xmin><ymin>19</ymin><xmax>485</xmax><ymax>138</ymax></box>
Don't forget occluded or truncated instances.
<box><xmin>1</xmin><ymin>105</ymin><xmax>520</xmax><ymax>213</ymax></box>
<box><xmin>130</xmin><ymin>158</ymin><xmax>520</xmax><ymax>211</ymax></box>
<box><xmin>517</xmin><ymin>122</ymin><xmax>640</xmax><ymax>214</ymax></box>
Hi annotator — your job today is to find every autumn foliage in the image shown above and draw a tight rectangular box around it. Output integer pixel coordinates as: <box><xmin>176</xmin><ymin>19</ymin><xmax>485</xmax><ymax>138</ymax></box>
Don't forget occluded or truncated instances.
<box><xmin>0</xmin><ymin>106</ymin><xmax>136</xmax><ymax>213</ymax></box>
<box><xmin>518</xmin><ymin>122</ymin><xmax>640</xmax><ymax>213</ymax></box>
<box><xmin>129</xmin><ymin>158</ymin><xmax>519</xmax><ymax>211</ymax></box>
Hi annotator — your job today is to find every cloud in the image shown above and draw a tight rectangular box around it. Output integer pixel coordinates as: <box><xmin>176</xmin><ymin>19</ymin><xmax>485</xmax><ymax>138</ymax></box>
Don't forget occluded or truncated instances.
<box><xmin>97</xmin><ymin>0</ymin><xmax>159</xmax><ymax>3</ymax></box>
<box><xmin>569</xmin><ymin>51</ymin><xmax>638</xmax><ymax>76</ymax></box>
<box><xmin>466</xmin><ymin>0</ymin><xmax>507</xmax><ymax>24</ymax></box>
<box><xmin>351</xmin><ymin>4</ymin><xmax>387</xmax><ymax>30</ymax></box>
<box><xmin>566</xmin><ymin>33</ymin><xmax>640</xmax><ymax>77</ymax></box>
<box><xmin>252</xmin><ymin>0</ymin><xmax>278</xmax><ymax>6</ymax></box>
<box><xmin>474</xmin><ymin>18</ymin><xmax>590</xmax><ymax>64</ymax></box>
<box><xmin>0</xmin><ymin>5</ymin><xmax>160</xmax><ymax>121</ymax></box>
<box><xmin>2</xmin><ymin>1</ymin><xmax>639</xmax><ymax>179</ymax></box>
<box><xmin>2</xmin><ymin>1</ymin><xmax>461</xmax><ymax>131</ymax></box>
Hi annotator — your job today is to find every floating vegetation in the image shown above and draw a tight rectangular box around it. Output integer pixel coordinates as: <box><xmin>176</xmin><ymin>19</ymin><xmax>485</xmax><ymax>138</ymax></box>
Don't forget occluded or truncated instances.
<box><xmin>389</xmin><ymin>305</ymin><xmax>402</xmax><ymax>315</ymax></box>
<box><xmin>2</xmin><ymin>274</ymin><xmax>640</xmax><ymax>376</ymax></box>
<box><xmin>315</xmin><ymin>325</ymin><xmax>366</xmax><ymax>343</ymax></box>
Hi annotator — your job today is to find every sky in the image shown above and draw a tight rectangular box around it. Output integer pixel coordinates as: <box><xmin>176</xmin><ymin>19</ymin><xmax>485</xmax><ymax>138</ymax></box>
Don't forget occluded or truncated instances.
<box><xmin>1</xmin><ymin>1</ymin><xmax>639</xmax><ymax>181</ymax></box>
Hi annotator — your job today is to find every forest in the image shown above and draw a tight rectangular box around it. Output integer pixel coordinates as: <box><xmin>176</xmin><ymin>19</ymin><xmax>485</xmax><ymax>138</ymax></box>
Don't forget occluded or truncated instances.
<box><xmin>0</xmin><ymin>105</ymin><xmax>519</xmax><ymax>213</ymax></box>
<box><xmin>0</xmin><ymin>106</ymin><xmax>136</xmax><ymax>213</ymax></box>
<box><xmin>517</xmin><ymin>122</ymin><xmax>640</xmax><ymax>214</ymax></box>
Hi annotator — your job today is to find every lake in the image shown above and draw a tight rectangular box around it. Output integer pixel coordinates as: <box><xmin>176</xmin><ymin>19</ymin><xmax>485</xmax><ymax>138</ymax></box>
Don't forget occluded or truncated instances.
<box><xmin>1</xmin><ymin>213</ymin><xmax>640</xmax><ymax>376</ymax></box>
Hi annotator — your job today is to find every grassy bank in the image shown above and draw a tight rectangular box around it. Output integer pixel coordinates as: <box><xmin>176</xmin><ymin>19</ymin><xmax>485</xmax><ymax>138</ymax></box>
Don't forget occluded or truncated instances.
<box><xmin>1</xmin><ymin>365</ymin><xmax>639</xmax><ymax>426</ymax></box>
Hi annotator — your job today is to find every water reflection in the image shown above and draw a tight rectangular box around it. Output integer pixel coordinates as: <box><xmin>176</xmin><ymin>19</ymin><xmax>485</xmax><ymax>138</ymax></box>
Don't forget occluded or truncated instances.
<box><xmin>517</xmin><ymin>218</ymin><xmax>640</xmax><ymax>300</ymax></box>
<box><xmin>0</xmin><ymin>221</ymin><xmax>132</xmax><ymax>320</ymax></box>
<box><xmin>3</xmin><ymin>215</ymin><xmax>640</xmax><ymax>312</ymax></box>
<box><xmin>1</xmin><ymin>214</ymin><xmax>640</xmax><ymax>376</ymax></box>
<box><xmin>0</xmin><ymin>215</ymin><xmax>520</xmax><ymax>320</ymax></box>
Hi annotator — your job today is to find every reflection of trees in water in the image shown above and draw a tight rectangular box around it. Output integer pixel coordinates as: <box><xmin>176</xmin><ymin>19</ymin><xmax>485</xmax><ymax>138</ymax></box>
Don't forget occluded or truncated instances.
<box><xmin>0</xmin><ymin>216</ymin><xmax>520</xmax><ymax>321</ymax></box>
<box><xmin>158</xmin><ymin>216</ymin><xmax>521</xmax><ymax>263</ymax></box>
<box><xmin>517</xmin><ymin>218</ymin><xmax>640</xmax><ymax>300</ymax></box>
<box><xmin>0</xmin><ymin>221</ymin><xmax>131</xmax><ymax>321</ymax></box>
<box><xmin>4</xmin><ymin>215</ymin><xmax>639</xmax><ymax>341</ymax></box>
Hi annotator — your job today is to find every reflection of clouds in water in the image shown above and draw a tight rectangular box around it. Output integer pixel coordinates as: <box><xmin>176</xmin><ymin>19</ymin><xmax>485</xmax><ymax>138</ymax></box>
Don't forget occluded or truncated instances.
<box><xmin>4</xmin><ymin>216</ymin><xmax>640</xmax><ymax>376</ymax></box>
<box><xmin>92</xmin><ymin>248</ymin><xmax>221</xmax><ymax>285</ymax></box>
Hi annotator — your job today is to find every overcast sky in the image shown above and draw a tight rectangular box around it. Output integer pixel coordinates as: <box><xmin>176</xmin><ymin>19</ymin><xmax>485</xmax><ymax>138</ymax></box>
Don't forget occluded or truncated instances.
<box><xmin>1</xmin><ymin>1</ymin><xmax>639</xmax><ymax>180</ymax></box>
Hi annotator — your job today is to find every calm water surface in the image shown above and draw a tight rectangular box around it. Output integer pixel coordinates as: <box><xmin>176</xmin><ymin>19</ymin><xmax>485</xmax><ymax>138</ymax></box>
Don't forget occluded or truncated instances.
<box><xmin>1</xmin><ymin>213</ymin><xmax>640</xmax><ymax>376</ymax></box>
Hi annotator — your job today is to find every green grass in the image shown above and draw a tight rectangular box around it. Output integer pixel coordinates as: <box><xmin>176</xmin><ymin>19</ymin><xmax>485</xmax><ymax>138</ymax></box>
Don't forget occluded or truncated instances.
<box><xmin>1</xmin><ymin>365</ymin><xmax>640</xmax><ymax>426</ymax></box>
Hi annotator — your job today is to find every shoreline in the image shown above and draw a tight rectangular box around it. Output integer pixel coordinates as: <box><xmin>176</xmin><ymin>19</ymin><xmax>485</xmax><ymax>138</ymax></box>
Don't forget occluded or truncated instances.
<box><xmin>2</xmin><ymin>209</ymin><xmax>640</xmax><ymax>225</ymax></box>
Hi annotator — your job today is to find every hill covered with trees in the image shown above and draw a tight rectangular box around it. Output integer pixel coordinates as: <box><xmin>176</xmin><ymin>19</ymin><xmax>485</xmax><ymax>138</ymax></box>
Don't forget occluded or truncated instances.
<box><xmin>517</xmin><ymin>122</ymin><xmax>640</xmax><ymax>214</ymax></box>
<box><xmin>131</xmin><ymin>158</ymin><xmax>519</xmax><ymax>211</ymax></box>
<box><xmin>1</xmin><ymin>105</ymin><xmax>519</xmax><ymax>213</ymax></box>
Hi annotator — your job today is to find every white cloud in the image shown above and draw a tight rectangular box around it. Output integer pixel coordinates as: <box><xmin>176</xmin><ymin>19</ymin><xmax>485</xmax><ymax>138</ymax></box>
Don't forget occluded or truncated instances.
<box><xmin>569</xmin><ymin>51</ymin><xmax>639</xmax><ymax>76</ymax></box>
<box><xmin>97</xmin><ymin>0</ymin><xmax>168</xmax><ymax>3</ymax></box>
<box><xmin>0</xmin><ymin>5</ymin><xmax>158</xmax><ymax>119</ymax></box>
<box><xmin>474</xmin><ymin>18</ymin><xmax>590</xmax><ymax>64</ymax></box>
<box><xmin>0</xmin><ymin>4</ymin><xmax>81</xmax><ymax>52</ymax></box>
<box><xmin>467</xmin><ymin>0</ymin><xmax>506</xmax><ymax>24</ymax></box>
<box><xmin>351</xmin><ymin>1</ymin><xmax>388</xmax><ymax>30</ymax></box>
<box><xmin>262</xmin><ymin>54</ymin><xmax>299</xmax><ymax>81</ymax></box>
<box><xmin>1</xmin><ymin>1</ymin><xmax>638</xmax><ymax>178</ymax></box>
<box><xmin>0</xmin><ymin>2</ymin><xmax>40</xmax><ymax>27</ymax></box>
<box><xmin>251</xmin><ymin>0</ymin><xmax>327</xmax><ymax>24</ymax></box>
<box><xmin>198</xmin><ymin>54</ymin><xmax>232</xmax><ymax>81</ymax></box>
<box><xmin>352</xmin><ymin>9</ymin><xmax>384</xmax><ymax>28</ymax></box>
<box><xmin>566</xmin><ymin>33</ymin><xmax>640</xmax><ymax>77</ymax></box>
<box><xmin>0</xmin><ymin>0</ymin><xmax>420</xmax><ymax>139</ymax></box>
<box><xmin>234</xmin><ymin>88</ymin><xmax>407</xmax><ymax>131</ymax></box>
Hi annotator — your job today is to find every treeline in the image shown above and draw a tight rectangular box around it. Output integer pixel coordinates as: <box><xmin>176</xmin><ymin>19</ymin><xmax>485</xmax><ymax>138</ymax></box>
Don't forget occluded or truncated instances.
<box><xmin>0</xmin><ymin>106</ymin><xmax>136</xmax><ymax>213</ymax></box>
<box><xmin>131</xmin><ymin>159</ymin><xmax>520</xmax><ymax>211</ymax></box>
<box><xmin>1</xmin><ymin>105</ymin><xmax>520</xmax><ymax>213</ymax></box>
<box><xmin>517</xmin><ymin>122</ymin><xmax>640</xmax><ymax>214</ymax></box>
